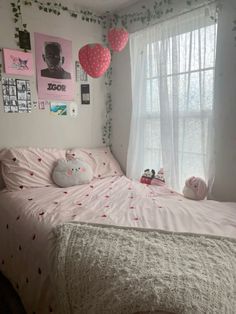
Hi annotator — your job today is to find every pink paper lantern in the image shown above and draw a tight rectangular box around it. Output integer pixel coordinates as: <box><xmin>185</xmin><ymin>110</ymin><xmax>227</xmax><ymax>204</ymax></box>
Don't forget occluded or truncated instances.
<box><xmin>78</xmin><ymin>44</ymin><xmax>111</xmax><ymax>78</ymax></box>
<box><xmin>108</xmin><ymin>27</ymin><xmax>129</xmax><ymax>52</ymax></box>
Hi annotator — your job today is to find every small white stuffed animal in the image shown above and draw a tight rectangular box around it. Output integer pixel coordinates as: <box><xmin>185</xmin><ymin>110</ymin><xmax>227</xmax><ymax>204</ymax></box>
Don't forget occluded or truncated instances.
<box><xmin>183</xmin><ymin>176</ymin><xmax>208</xmax><ymax>200</ymax></box>
<box><xmin>52</xmin><ymin>158</ymin><xmax>93</xmax><ymax>187</ymax></box>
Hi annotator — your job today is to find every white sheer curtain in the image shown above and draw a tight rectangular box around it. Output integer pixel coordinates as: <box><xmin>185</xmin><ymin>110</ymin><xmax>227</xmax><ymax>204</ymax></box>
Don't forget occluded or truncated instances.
<box><xmin>127</xmin><ymin>5</ymin><xmax>218</xmax><ymax>192</ymax></box>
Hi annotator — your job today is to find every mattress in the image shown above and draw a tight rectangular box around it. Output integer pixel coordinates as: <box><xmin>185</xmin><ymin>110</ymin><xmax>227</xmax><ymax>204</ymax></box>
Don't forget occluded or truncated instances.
<box><xmin>0</xmin><ymin>175</ymin><xmax>236</xmax><ymax>313</ymax></box>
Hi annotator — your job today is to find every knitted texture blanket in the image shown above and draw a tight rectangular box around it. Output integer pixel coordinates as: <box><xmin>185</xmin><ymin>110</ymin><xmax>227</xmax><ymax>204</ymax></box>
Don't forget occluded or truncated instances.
<box><xmin>51</xmin><ymin>223</ymin><xmax>236</xmax><ymax>314</ymax></box>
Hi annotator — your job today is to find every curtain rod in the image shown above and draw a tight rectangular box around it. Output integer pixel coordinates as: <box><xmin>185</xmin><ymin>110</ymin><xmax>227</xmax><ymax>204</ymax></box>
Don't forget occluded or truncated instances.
<box><xmin>130</xmin><ymin>0</ymin><xmax>219</xmax><ymax>33</ymax></box>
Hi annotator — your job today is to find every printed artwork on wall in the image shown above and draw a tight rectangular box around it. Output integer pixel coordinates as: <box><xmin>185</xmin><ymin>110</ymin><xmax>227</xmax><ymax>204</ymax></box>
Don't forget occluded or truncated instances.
<box><xmin>69</xmin><ymin>102</ymin><xmax>78</xmax><ymax>117</ymax></box>
<box><xmin>1</xmin><ymin>77</ymin><xmax>31</xmax><ymax>113</ymax></box>
<box><xmin>35</xmin><ymin>32</ymin><xmax>75</xmax><ymax>101</ymax></box>
<box><xmin>81</xmin><ymin>84</ymin><xmax>90</xmax><ymax>105</ymax></box>
<box><xmin>38</xmin><ymin>100</ymin><xmax>51</xmax><ymax>110</ymax></box>
<box><xmin>50</xmin><ymin>103</ymin><xmax>67</xmax><ymax>115</ymax></box>
<box><xmin>75</xmin><ymin>61</ymin><xmax>88</xmax><ymax>82</ymax></box>
<box><xmin>3</xmin><ymin>49</ymin><xmax>34</xmax><ymax>76</ymax></box>
<box><xmin>19</xmin><ymin>31</ymin><xmax>31</xmax><ymax>51</ymax></box>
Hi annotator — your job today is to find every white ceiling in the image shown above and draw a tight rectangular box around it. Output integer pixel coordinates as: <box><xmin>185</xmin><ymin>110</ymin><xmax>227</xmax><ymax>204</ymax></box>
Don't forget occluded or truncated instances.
<box><xmin>66</xmin><ymin>0</ymin><xmax>140</xmax><ymax>14</ymax></box>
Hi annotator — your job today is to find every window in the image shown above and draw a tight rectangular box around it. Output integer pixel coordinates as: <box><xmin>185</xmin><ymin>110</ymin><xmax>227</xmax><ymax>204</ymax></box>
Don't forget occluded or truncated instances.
<box><xmin>128</xmin><ymin>6</ymin><xmax>218</xmax><ymax>191</ymax></box>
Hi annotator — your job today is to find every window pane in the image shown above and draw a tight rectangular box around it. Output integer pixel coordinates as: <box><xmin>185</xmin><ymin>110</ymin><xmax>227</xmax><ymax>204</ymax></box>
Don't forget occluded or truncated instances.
<box><xmin>140</xmin><ymin>15</ymin><xmax>217</xmax><ymax>188</ymax></box>
<box><xmin>146</xmin><ymin>78</ymin><xmax>160</xmax><ymax>114</ymax></box>
<box><xmin>200</xmin><ymin>24</ymin><xmax>217</xmax><ymax>69</ymax></box>
<box><xmin>144</xmin><ymin>118</ymin><xmax>162</xmax><ymax>170</ymax></box>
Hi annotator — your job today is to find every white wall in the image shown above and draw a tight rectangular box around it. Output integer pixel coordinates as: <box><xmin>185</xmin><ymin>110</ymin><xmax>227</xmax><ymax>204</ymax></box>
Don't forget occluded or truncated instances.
<box><xmin>0</xmin><ymin>0</ymin><xmax>106</xmax><ymax>149</ymax></box>
<box><xmin>111</xmin><ymin>0</ymin><xmax>236</xmax><ymax>201</ymax></box>
<box><xmin>111</xmin><ymin>43</ymin><xmax>132</xmax><ymax>171</ymax></box>
<box><xmin>210</xmin><ymin>0</ymin><xmax>236</xmax><ymax>201</ymax></box>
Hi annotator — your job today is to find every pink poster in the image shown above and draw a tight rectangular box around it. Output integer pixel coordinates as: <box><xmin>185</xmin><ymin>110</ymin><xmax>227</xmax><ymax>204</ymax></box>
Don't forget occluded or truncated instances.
<box><xmin>3</xmin><ymin>49</ymin><xmax>34</xmax><ymax>76</ymax></box>
<box><xmin>34</xmin><ymin>33</ymin><xmax>75</xmax><ymax>101</ymax></box>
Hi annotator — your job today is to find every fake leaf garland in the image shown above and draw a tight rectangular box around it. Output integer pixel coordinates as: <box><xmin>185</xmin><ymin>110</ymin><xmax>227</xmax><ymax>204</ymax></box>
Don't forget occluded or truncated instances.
<box><xmin>11</xmin><ymin>0</ymin><xmax>175</xmax><ymax>43</ymax></box>
<box><xmin>102</xmin><ymin>21</ymin><xmax>113</xmax><ymax>146</ymax></box>
<box><xmin>233</xmin><ymin>19</ymin><xmax>236</xmax><ymax>43</ymax></box>
<box><xmin>9</xmin><ymin>0</ymin><xmax>227</xmax><ymax>146</ymax></box>
<box><xmin>11</xmin><ymin>1</ymin><xmax>28</xmax><ymax>46</ymax></box>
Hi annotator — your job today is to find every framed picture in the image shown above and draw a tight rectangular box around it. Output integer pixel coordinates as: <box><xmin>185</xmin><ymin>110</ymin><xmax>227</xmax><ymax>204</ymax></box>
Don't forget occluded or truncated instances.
<box><xmin>81</xmin><ymin>84</ymin><xmax>90</xmax><ymax>105</ymax></box>
<box><xmin>35</xmin><ymin>32</ymin><xmax>75</xmax><ymax>101</ymax></box>
<box><xmin>50</xmin><ymin>103</ymin><xmax>67</xmax><ymax>115</ymax></box>
<box><xmin>19</xmin><ymin>30</ymin><xmax>31</xmax><ymax>50</ymax></box>
<box><xmin>1</xmin><ymin>77</ymin><xmax>31</xmax><ymax>113</ymax></box>
<box><xmin>3</xmin><ymin>48</ymin><xmax>34</xmax><ymax>76</ymax></box>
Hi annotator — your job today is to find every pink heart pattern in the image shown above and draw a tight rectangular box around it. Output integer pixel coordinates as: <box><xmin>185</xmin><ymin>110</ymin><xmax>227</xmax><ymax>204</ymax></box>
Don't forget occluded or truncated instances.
<box><xmin>79</xmin><ymin>44</ymin><xmax>111</xmax><ymax>78</ymax></box>
<box><xmin>108</xmin><ymin>27</ymin><xmax>129</xmax><ymax>52</ymax></box>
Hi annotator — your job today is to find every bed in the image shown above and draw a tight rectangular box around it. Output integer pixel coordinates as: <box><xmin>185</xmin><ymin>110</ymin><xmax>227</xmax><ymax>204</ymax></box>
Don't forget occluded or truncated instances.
<box><xmin>0</xmin><ymin>147</ymin><xmax>235</xmax><ymax>314</ymax></box>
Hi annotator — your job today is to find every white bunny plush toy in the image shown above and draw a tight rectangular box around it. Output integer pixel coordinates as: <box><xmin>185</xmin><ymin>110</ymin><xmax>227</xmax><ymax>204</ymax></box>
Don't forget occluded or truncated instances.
<box><xmin>183</xmin><ymin>176</ymin><xmax>208</xmax><ymax>200</ymax></box>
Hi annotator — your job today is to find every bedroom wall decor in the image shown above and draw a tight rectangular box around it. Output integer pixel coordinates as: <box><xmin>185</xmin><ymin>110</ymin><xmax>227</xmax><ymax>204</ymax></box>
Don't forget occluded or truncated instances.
<box><xmin>8</xmin><ymin>0</ymin><xmax>185</xmax><ymax>147</ymax></box>
<box><xmin>3</xmin><ymin>48</ymin><xmax>33</xmax><ymax>76</ymax></box>
<box><xmin>19</xmin><ymin>30</ymin><xmax>31</xmax><ymax>50</ymax></box>
<box><xmin>9</xmin><ymin>0</ymin><xmax>221</xmax><ymax>148</ymax></box>
<box><xmin>75</xmin><ymin>61</ymin><xmax>88</xmax><ymax>82</ymax></box>
<box><xmin>1</xmin><ymin>77</ymin><xmax>31</xmax><ymax>113</ymax></box>
<box><xmin>50</xmin><ymin>103</ymin><xmax>67</xmax><ymax>115</ymax></box>
<box><xmin>69</xmin><ymin>102</ymin><xmax>78</xmax><ymax>117</ymax></box>
<box><xmin>81</xmin><ymin>84</ymin><xmax>90</xmax><ymax>105</ymax></box>
<box><xmin>78</xmin><ymin>44</ymin><xmax>111</xmax><ymax>78</ymax></box>
<box><xmin>108</xmin><ymin>27</ymin><xmax>129</xmax><ymax>52</ymax></box>
<box><xmin>34</xmin><ymin>32</ymin><xmax>75</xmax><ymax>101</ymax></box>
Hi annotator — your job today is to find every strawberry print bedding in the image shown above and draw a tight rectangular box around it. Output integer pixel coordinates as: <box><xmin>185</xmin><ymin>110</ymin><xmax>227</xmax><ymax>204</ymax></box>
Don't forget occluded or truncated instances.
<box><xmin>0</xmin><ymin>175</ymin><xmax>236</xmax><ymax>313</ymax></box>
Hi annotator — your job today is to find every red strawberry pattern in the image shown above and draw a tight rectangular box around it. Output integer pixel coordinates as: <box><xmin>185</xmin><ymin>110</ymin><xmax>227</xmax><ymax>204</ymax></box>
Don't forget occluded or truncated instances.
<box><xmin>108</xmin><ymin>27</ymin><xmax>129</xmax><ymax>52</ymax></box>
<box><xmin>79</xmin><ymin>43</ymin><xmax>111</xmax><ymax>78</ymax></box>
<box><xmin>0</xmin><ymin>174</ymin><xmax>186</xmax><ymax>313</ymax></box>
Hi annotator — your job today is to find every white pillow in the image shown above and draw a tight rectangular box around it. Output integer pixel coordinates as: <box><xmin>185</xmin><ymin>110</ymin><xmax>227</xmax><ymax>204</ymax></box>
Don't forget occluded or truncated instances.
<box><xmin>66</xmin><ymin>147</ymin><xmax>123</xmax><ymax>179</ymax></box>
<box><xmin>52</xmin><ymin>158</ymin><xmax>93</xmax><ymax>188</ymax></box>
<box><xmin>0</xmin><ymin>147</ymin><xmax>66</xmax><ymax>190</ymax></box>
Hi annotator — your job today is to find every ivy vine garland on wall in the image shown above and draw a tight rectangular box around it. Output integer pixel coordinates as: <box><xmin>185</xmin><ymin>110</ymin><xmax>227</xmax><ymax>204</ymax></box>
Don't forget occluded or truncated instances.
<box><xmin>233</xmin><ymin>19</ymin><xmax>236</xmax><ymax>43</ymax></box>
<box><xmin>9</xmin><ymin>0</ymin><xmax>226</xmax><ymax>145</ymax></box>
<box><xmin>9</xmin><ymin>0</ymin><xmax>177</xmax><ymax>146</ymax></box>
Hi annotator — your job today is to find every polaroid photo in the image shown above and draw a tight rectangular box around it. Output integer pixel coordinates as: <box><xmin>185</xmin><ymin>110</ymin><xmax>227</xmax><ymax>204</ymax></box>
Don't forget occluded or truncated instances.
<box><xmin>10</xmin><ymin>106</ymin><xmax>19</xmax><ymax>113</ymax></box>
<box><xmin>17</xmin><ymin>92</ymin><xmax>27</xmax><ymax>100</ymax></box>
<box><xmin>80</xmin><ymin>66</ymin><xmax>88</xmax><ymax>82</ymax></box>
<box><xmin>26</xmin><ymin>81</ymin><xmax>30</xmax><ymax>91</ymax></box>
<box><xmin>9</xmin><ymin>78</ymin><xmax>16</xmax><ymax>86</ymax></box>
<box><xmin>4</xmin><ymin>106</ymin><xmax>11</xmax><ymax>113</ymax></box>
<box><xmin>3</xmin><ymin>96</ymin><xmax>10</xmax><ymax>102</ymax></box>
<box><xmin>18</xmin><ymin>100</ymin><xmax>27</xmax><ymax>108</ymax></box>
<box><xmin>2</xmin><ymin>88</ymin><xmax>8</xmax><ymax>96</ymax></box>
<box><xmin>16</xmin><ymin>80</ymin><xmax>27</xmax><ymax>92</ymax></box>
<box><xmin>9</xmin><ymin>86</ymin><xmax>16</xmax><ymax>96</ymax></box>
<box><xmin>2</xmin><ymin>78</ymin><xmax>8</xmax><ymax>85</ymax></box>
<box><xmin>10</xmin><ymin>100</ymin><xmax>17</xmax><ymax>106</ymax></box>
<box><xmin>26</xmin><ymin>91</ymin><xmax>31</xmax><ymax>100</ymax></box>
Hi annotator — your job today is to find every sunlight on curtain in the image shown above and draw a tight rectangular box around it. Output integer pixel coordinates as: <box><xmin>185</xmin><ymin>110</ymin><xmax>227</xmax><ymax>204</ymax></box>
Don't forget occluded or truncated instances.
<box><xmin>127</xmin><ymin>4</ymin><xmax>218</xmax><ymax>192</ymax></box>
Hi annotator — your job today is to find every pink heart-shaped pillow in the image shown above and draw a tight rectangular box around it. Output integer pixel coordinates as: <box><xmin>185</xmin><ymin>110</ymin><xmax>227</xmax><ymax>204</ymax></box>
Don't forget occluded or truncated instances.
<box><xmin>108</xmin><ymin>27</ymin><xmax>129</xmax><ymax>52</ymax></box>
<box><xmin>78</xmin><ymin>44</ymin><xmax>111</xmax><ymax>78</ymax></box>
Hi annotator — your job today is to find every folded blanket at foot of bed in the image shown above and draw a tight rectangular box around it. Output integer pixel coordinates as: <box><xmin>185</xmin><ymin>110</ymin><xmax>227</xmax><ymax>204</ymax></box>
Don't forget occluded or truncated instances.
<box><xmin>51</xmin><ymin>223</ymin><xmax>236</xmax><ymax>314</ymax></box>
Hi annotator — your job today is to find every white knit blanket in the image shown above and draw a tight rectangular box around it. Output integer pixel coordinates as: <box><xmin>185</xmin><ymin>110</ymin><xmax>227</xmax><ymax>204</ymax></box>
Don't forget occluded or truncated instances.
<box><xmin>51</xmin><ymin>223</ymin><xmax>236</xmax><ymax>314</ymax></box>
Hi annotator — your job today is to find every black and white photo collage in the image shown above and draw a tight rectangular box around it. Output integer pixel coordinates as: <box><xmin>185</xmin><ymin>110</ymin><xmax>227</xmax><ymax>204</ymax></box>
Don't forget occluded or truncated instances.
<box><xmin>1</xmin><ymin>77</ymin><xmax>31</xmax><ymax>113</ymax></box>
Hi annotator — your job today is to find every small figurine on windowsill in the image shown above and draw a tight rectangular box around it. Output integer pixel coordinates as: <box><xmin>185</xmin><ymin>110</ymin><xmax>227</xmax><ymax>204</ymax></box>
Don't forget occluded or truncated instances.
<box><xmin>140</xmin><ymin>168</ymin><xmax>165</xmax><ymax>186</ymax></box>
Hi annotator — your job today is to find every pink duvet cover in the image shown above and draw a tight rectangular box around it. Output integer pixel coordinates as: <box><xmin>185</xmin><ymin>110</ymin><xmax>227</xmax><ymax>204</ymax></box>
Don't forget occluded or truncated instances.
<box><xmin>0</xmin><ymin>175</ymin><xmax>236</xmax><ymax>313</ymax></box>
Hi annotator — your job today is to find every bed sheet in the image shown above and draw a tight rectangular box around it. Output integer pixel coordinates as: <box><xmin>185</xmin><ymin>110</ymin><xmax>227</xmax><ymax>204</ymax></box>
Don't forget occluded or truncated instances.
<box><xmin>0</xmin><ymin>175</ymin><xmax>236</xmax><ymax>313</ymax></box>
